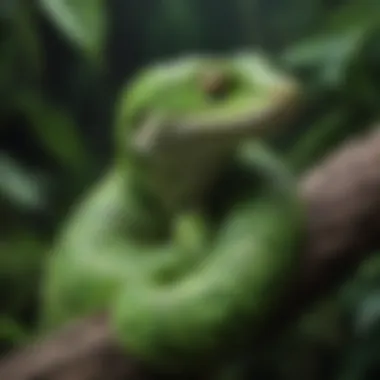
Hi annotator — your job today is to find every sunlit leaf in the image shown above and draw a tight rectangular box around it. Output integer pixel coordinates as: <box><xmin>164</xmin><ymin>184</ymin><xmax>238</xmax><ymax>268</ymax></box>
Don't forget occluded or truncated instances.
<box><xmin>38</xmin><ymin>0</ymin><xmax>106</xmax><ymax>60</ymax></box>
<box><xmin>0</xmin><ymin>152</ymin><xmax>48</xmax><ymax>211</ymax></box>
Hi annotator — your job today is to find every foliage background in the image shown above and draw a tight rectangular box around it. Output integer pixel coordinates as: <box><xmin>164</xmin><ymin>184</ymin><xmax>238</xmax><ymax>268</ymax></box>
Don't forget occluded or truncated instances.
<box><xmin>1</xmin><ymin>0</ymin><xmax>380</xmax><ymax>378</ymax></box>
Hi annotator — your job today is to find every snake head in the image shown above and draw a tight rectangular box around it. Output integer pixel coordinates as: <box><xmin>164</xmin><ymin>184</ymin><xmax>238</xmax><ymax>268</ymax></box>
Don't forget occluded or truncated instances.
<box><xmin>117</xmin><ymin>52</ymin><xmax>302</xmax><ymax>160</ymax></box>
<box><xmin>115</xmin><ymin>53</ymin><xmax>302</xmax><ymax>207</ymax></box>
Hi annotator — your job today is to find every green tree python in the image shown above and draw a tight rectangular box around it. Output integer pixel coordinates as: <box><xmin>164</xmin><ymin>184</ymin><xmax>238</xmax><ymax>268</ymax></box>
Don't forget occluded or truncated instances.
<box><xmin>40</xmin><ymin>52</ymin><xmax>305</xmax><ymax>373</ymax></box>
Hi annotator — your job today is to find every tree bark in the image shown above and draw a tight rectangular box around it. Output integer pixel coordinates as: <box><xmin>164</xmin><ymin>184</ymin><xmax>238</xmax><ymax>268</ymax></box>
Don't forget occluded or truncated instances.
<box><xmin>1</xmin><ymin>127</ymin><xmax>380</xmax><ymax>380</ymax></box>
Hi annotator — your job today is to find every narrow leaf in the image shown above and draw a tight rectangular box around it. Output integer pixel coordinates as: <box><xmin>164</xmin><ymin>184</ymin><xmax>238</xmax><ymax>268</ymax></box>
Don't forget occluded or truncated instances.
<box><xmin>38</xmin><ymin>0</ymin><xmax>106</xmax><ymax>59</ymax></box>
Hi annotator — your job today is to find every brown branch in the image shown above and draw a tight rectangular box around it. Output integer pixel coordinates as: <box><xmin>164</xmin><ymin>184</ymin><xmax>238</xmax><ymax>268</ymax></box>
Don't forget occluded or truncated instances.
<box><xmin>1</xmin><ymin>127</ymin><xmax>380</xmax><ymax>380</ymax></box>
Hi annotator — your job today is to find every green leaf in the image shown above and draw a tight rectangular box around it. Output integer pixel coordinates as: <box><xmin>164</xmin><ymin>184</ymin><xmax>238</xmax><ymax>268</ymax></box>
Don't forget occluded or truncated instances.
<box><xmin>14</xmin><ymin>92</ymin><xmax>92</xmax><ymax>174</ymax></box>
<box><xmin>38</xmin><ymin>0</ymin><xmax>106</xmax><ymax>60</ymax></box>
<box><xmin>284</xmin><ymin>1</ymin><xmax>380</xmax><ymax>87</ymax></box>
<box><xmin>0</xmin><ymin>153</ymin><xmax>48</xmax><ymax>212</ymax></box>
<box><xmin>284</xmin><ymin>27</ymin><xmax>372</xmax><ymax>87</ymax></box>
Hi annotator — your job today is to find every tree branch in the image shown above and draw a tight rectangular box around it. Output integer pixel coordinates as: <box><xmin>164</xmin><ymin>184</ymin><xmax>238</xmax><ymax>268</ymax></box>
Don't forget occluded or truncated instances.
<box><xmin>1</xmin><ymin>127</ymin><xmax>380</xmax><ymax>380</ymax></box>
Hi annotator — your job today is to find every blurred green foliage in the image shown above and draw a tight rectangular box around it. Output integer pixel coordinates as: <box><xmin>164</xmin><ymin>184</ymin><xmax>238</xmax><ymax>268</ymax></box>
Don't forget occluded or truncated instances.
<box><xmin>1</xmin><ymin>0</ymin><xmax>380</xmax><ymax>378</ymax></box>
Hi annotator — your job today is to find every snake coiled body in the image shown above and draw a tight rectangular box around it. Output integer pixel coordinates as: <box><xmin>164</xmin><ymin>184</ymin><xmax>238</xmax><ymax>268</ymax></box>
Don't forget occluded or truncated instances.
<box><xmin>41</xmin><ymin>54</ymin><xmax>303</xmax><ymax>371</ymax></box>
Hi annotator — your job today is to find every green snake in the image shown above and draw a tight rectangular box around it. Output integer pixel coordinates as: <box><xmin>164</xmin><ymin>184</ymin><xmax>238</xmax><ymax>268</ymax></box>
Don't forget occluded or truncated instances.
<box><xmin>40</xmin><ymin>52</ymin><xmax>304</xmax><ymax>372</ymax></box>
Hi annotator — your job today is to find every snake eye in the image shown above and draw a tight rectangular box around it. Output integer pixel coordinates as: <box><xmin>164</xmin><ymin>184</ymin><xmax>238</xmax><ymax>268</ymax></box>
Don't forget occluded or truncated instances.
<box><xmin>199</xmin><ymin>69</ymin><xmax>235</xmax><ymax>100</ymax></box>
